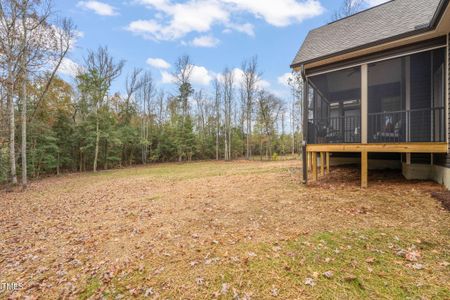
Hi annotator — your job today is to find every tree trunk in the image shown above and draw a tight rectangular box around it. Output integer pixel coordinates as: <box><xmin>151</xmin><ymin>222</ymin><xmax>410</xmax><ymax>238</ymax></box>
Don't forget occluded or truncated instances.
<box><xmin>7</xmin><ymin>62</ymin><xmax>17</xmax><ymax>185</ymax></box>
<box><xmin>79</xmin><ymin>148</ymin><xmax>82</xmax><ymax>172</ymax></box>
<box><xmin>224</xmin><ymin>131</ymin><xmax>228</xmax><ymax>161</ymax></box>
<box><xmin>93</xmin><ymin>113</ymin><xmax>100</xmax><ymax>172</ymax></box>
<box><xmin>104</xmin><ymin>139</ymin><xmax>108</xmax><ymax>170</ymax></box>
<box><xmin>21</xmin><ymin>8</ymin><xmax>28</xmax><ymax>189</ymax></box>
<box><xmin>259</xmin><ymin>135</ymin><xmax>263</xmax><ymax>161</ymax></box>
<box><xmin>246</xmin><ymin>114</ymin><xmax>251</xmax><ymax>160</ymax></box>
<box><xmin>56</xmin><ymin>152</ymin><xmax>60</xmax><ymax>175</ymax></box>
<box><xmin>228</xmin><ymin>104</ymin><xmax>232</xmax><ymax>160</ymax></box>
<box><xmin>268</xmin><ymin>134</ymin><xmax>272</xmax><ymax>160</ymax></box>
<box><xmin>216</xmin><ymin>126</ymin><xmax>219</xmax><ymax>160</ymax></box>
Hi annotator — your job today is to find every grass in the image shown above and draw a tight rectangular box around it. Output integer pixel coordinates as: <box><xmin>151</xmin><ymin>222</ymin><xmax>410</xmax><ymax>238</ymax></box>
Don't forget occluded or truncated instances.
<box><xmin>106</xmin><ymin>228</ymin><xmax>449</xmax><ymax>299</ymax></box>
<box><xmin>0</xmin><ymin>160</ymin><xmax>449</xmax><ymax>299</ymax></box>
<box><xmin>79</xmin><ymin>277</ymin><xmax>101</xmax><ymax>300</ymax></box>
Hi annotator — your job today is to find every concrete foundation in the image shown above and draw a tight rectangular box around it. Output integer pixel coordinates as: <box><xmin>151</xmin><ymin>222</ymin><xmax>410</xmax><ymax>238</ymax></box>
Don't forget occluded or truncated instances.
<box><xmin>323</xmin><ymin>156</ymin><xmax>450</xmax><ymax>189</ymax></box>
<box><xmin>330</xmin><ymin>157</ymin><xmax>401</xmax><ymax>170</ymax></box>
<box><xmin>402</xmin><ymin>163</ymin><xmax>450</xmax><ymax>189</ymax></box>
<box><xmin>330</xmin><ymin>157</ymin><xmax>450</xmax><ymax>189</ymax></box>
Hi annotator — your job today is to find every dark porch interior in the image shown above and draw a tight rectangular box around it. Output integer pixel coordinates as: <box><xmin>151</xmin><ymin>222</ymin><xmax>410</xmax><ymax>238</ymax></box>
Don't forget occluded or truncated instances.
<box><xmin>307</xmin><ymin>47</ymin><xmax>446</xmax><ymax>144</ymax></box>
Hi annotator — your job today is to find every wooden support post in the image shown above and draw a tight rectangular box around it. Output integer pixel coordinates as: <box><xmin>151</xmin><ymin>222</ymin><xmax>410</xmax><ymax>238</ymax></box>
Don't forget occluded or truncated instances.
<box><xmin>406</xmin><ymin>153</ymin><xmax>411</xmax><ymax>165</ymax></box>
<box><xmin>307</xmin><ymin>152</ymin><xmax>311</xmax><ymax>171</ymax></box>
<box><xmin>312</xmin><ymin>152</ymin><xmax>318</xmax><ymax>181</ymax></box>
<box><xmin>326</xmin><ymin>152</ymin><xmax>330</xmax><ymax>174</ymax></box>
<box><xmin>320</xmin><ymin>152</ymin><xmax>325</xmax><ymax>176</ymax></box>
<box><xmin>310</xmin><ymin>152</ymin><xmax>313</xmax><ymax>171</ymax></box>
<box><xmin>361</xmin><ymin>151</ymin><xmax>368</xmax><ymax>188</ymax></box>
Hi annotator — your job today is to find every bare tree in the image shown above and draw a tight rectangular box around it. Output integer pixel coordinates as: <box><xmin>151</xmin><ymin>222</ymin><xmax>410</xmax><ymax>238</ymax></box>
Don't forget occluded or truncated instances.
<box><xmin>213</xmin><ymin>78</ymin><xmax>221</xmax><ymax>160</ymax></box>
<box><xmin>173</xmin><ymin>55</ymin><xmax>193</xmax><ymax>119</ymax></box>
<box><xmin>172</xmin><ymin>55</ymin><xmax>194</xmax><ymax>162</ymax></box>
<box><xmin>29</xmin><ymin>18</ymin><xmax>77</xmax><ymax>121</ymax></box>
<box><xmin>79</xmin><ymin>46</ymin><xmax>124</xmax><ymax>172</ymax></box>
<box><xmin>288</xmin><ymin>72</ymin><xmax>303</xmax><ymax>156</ymax></box>
<box><xmin>257</xmin><ymin>90</ymin><xmax>283</xmax><ymax>159</ymax></box>
<box><xmin>137</xmin><ymin>71</ymin><xmax>154</xmax><ymax>164</ymax></box>
<box><xmin>222</xmin><ymin>68</ymin><xmax>234</xmax><ymax>161</ymax></box>
<box><xmin>0</xmin><ymin>0</ymin><xmax>22</xmax><ymax>185</ymax></box>
<box><xmin>332</xmin><ymin>0</ymin><xmax>364</xmax><ymax>21</ymax></box>
<box><xmin>124</xmin><ymin>68</ymin><xmax>143</xmax><ymax>123</ymax></box>
<box><xmin>0</xmin><ymin>0</ymin><xmax>71</xmax><ymax>186</ymax></box>
<box><xmin>241</xmin><ymin>56</ymin><xmax>260</xmax><ymax>160</ymax></box>
<box><xmin>155</xmin><ymin>89</ymin><xmax>165</xmax><ymax>159</ymax></box>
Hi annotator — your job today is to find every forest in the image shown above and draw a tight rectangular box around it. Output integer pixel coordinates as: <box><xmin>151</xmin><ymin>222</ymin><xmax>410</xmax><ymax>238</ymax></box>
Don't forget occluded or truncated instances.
<box><xmin>0</xmin><ymin>0</ymin><xmax>304</xmax><ymax>188</ymax></box>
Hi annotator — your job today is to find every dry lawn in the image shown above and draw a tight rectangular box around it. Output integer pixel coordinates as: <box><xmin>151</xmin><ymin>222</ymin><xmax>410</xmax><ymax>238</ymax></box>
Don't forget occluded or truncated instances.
<box><xmin>0</xmin><ymin>160</ymin><xmax>449</xmax><ymax>299</ymax></box>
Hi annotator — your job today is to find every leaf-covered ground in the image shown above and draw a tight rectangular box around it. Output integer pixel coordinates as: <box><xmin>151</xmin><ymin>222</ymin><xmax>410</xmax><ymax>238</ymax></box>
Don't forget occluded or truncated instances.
<box><xmin>0</xmin><ymin>160</ymin><xmax>449</xmax><ymax>299</ymax></box>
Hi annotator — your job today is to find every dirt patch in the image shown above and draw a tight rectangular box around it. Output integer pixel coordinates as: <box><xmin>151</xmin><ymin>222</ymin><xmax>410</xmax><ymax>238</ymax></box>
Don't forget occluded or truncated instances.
<box><xmin>431</xmin><ymin>191</ymin><xmax>450</xmax><ymax>211</ymax></box>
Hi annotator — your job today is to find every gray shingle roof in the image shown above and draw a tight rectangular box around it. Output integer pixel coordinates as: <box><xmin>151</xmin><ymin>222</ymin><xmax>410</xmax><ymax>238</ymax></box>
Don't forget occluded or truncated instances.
<box><xmin>291</xmin><ymin>0</ymin><xmax>445</xmax><ymax>68</ymax></box>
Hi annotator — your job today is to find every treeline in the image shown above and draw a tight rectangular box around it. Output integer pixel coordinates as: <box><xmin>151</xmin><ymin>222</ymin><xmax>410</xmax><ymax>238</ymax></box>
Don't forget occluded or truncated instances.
<box><xmin>0</xmin><ymin>0</ymin><xmax>303</xmax><ymax>188</ymax></box>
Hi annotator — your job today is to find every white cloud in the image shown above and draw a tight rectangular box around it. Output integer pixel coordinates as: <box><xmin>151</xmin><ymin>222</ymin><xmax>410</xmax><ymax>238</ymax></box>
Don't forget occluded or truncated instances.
<box><xmin>147</xmin><ymin>57</ymin><xmax>171</xmax><ymax>69</ymax></box>
<box><xmin>257</xmin><ymin>79</ymin><xmax>271</xmax><ymax>90</ymax></box>
<box><xmin>225</xmin><ymin>22</ymin><xmax>255</xmax><ymax>36</ymax></box>
<box><xmin>190</xmin><ymin>35</ymin><xmax>220</xmax><ymax>47</ymax></box>
<box><xmin>277</xmin><ymin>72</ymin><xmax>294</xmax><ymax>87</ymax></box>
<box><xmin>58</xmin><ymin>58</ymin><xmax>80</xmax><ymax>78</ymax></box>
<box><xmin>129</xmin><ymin>0</ymin><xmax>323</xmax><ymax>41</ymax></box>
<box><xmin>160</xmin><ymin>64</ymin><xmax>213</xmax><ymax>86</ymax></box>
<box><xmin>223</xmin><ymin>0</ymin><xmax>324</xmax><ymax>27</ymax></box>
<box><xmin>129</xmin><ymin>0</ymin><xmax>229</xmax><ymax>40</ymax></box>
<box><xmin>216</xmin><ymin>67</ymin><xmax>270</xmax><ymax>90</ymax></box>
<box><xmin>365</xmin><ymin>0</ymin><xmax>390</xmax><ymax>7</ymax></box>
<box><xmin>191</xmin><ymin>65</ymin><xmax>213</xmax><ymax>85</ymax></box>
<box><xmin>77</xmin><ymin>1</ymin><xmax>118</xmax><ymax>16</ymax></box>
<box><xmin>160</xmin><ymin>70</ymin><xmax>176</xmax><ymax>84</ymax></box>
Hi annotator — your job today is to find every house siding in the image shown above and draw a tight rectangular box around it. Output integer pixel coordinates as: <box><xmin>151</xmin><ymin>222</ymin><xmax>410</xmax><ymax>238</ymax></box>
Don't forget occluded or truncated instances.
<box><xmin>434</xmin><ymin>33</ymin><xmax>450</xmax><ymax>167</ymax></box>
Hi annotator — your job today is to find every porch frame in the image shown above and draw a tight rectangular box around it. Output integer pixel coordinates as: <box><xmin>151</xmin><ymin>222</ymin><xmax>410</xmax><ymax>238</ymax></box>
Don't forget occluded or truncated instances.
<box><xmin>306</xmin><ymin>142</ymin><xmax>447</xmax><ymax>188</ymax></box>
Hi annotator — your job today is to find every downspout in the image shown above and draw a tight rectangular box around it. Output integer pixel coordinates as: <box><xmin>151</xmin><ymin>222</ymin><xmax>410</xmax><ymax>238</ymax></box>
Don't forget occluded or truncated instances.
<box><xmin>301</xmin><ymin>65</ymin><xmax>309</xmax><ymax>184</ymax></box>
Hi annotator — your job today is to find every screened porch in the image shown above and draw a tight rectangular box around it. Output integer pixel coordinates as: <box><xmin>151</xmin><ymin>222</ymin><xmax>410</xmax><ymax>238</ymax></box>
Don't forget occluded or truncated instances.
<box><xmin>307</xmin><ymin>47</ymin><xmax>446</xmax><ymax>144</ymax></box>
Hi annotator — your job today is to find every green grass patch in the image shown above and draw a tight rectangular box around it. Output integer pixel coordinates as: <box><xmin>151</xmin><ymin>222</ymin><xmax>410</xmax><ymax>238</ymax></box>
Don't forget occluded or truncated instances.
<box><xmin>79</xmin><ymin>277</ymin><xmax>101</xmax><ymax>300</ymax></box>
<box><xmin>109</xmin><ymin>228</ymin><xmax>449</xmax><ymax>299</ymax></box>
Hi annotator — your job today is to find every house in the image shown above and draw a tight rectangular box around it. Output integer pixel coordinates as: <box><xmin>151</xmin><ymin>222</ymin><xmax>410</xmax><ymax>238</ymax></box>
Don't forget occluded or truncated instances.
<box><xmin>291</xmin><ymin>0</ymin><xmax>450</xmax><ymax>188</ymax></box>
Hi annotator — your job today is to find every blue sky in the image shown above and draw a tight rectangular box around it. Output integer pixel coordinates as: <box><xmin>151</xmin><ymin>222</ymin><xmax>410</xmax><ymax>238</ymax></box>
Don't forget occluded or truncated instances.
<box><xmin>55</xmin><ymin>0</ymin><xmax>388</xmax><ymax>98</ymax></box>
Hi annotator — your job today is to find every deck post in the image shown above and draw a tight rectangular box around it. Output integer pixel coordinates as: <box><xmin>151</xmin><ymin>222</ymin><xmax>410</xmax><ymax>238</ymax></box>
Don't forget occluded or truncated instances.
<box><xmin>312</xmin><ymin>152</ymin><xmax>318</xmax><ymax>181</ymax></box>
<box><xmin>326</xmin><ymin>152</ymin><xmax>330</xmax><ymax>174</ymax></box>
<box><xmin>320</xmin><ymin>152</ymin><xmax>325</xmax><ymax>176</ymax></box>
<box><xmin>361</xmin><ymin>151</ymin><xmax>368</xmax><ymax>188</ymax></box>
<box><xmin>361</xmin><ymin>64</ymin><xmax>368</xmax><ymax>144</ymax></box>
<box><xmin>307</xmin><ymin>152</ymin><xmax>311</xmax><ymax>171</ymax></box>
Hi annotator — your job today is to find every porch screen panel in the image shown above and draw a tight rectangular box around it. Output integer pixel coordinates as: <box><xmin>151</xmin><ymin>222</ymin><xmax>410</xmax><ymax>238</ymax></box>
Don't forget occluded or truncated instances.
<box><xmin>308</xmin><ymin>67</ymin><xmax>361</xmax><ymax>144</ymax></box>
<box><xmin>368</xmin><ymin>48</ymin><xmax>445</xmax><ymax>143</ymax></box>
<box><xmin>410</xmin><ymin>48</ymin><xmax>445</xmax><ymax>142</ymax></box>
<box><xmin>368</xmin><ymin>57</ymin><xmax>405</xmax><ymax>143</ymax></box>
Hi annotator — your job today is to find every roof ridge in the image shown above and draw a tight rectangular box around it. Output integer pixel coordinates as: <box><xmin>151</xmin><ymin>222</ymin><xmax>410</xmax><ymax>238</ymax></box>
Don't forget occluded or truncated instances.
<box><xmin>327</xmin><ymin>0</ymin><xmax>396</xmax><ymax>26</ymax></box>
<box><xmin>290</xmin><ymin>0</ymin><xmax>446</xmax><ymax>68</ymax></box>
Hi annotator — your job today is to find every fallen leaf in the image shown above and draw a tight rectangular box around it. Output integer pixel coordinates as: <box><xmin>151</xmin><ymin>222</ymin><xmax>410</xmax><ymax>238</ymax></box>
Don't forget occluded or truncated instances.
<box><xmin>323</xmin><ymin>271</ymin><xmax>333</xmax><ymax>279</ymax></box>
<box><xmin>196</xmin><ymin>277</ymin><xmax>204</xmax><ymax>285</ymax></box>
<box><xmin>271</xmin><ymin>286</ymin><xmax>279</xmax><ymax>297</ymax></box>
<box><xmin>304</xmin><ymin>277</ymin><xmax>315</xmax><ymax>286</ymax></box>
<box><xmin>405</xmin><ymin>250</ymin><xmax>421</xmax><ymax>262</ymax></box>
